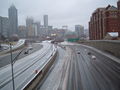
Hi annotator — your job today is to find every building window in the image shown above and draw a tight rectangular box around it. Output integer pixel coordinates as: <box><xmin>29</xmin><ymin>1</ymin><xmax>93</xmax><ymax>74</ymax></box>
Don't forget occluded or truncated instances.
<box><xmin>109</xmin><ymin>12</ymin><xmax>117</xmax><ymax>17</ymax></box>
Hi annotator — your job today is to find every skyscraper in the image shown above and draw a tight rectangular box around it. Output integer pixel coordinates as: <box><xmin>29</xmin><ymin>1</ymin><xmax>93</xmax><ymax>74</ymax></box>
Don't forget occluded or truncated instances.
<box><xmin>34</xmin><ymin>22</ymin><xmax>41</xmax><ymax>36</ymax></box>
<box><xmin>8</xmin><ymin>4</ymin><xmax>18</xmax><ymax>36</ymax></box>
<box><xmin>0</xmin><ymin>16</ymin><xmax>9</xmax><ymax>39</ymax></box>
<box><xmin>26</xmin><ymin>17</ymin><xmax>35</xmax><ymax>37</ymax></box>
<box><xmin>75</xmin><ymin>25</ymin><xmax>84</xmax><ymax>39</ymax></box>
<box><xmin>44</xmin><ymin>15</ymin><xmax>48</xmax><ymax>28</ymax></box>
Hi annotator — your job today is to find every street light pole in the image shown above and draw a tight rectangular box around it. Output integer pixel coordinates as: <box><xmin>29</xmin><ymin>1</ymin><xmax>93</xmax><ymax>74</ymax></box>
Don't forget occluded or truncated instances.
<box><xmin>10</xmin><ymin>43</ymin><xmax>15</xmax><ymax>90</ymax></box>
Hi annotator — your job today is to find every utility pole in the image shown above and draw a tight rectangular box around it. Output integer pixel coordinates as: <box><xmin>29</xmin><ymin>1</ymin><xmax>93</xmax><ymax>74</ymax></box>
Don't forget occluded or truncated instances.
<box><xmin>10</xmin><ymin>43</ymin><xmax>15</xmax><ymax>90</ymax></box>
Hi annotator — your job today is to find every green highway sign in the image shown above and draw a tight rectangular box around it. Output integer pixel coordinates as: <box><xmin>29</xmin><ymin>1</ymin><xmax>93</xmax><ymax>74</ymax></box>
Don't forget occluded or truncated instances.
<box><xmin>67</xmin><ymin>38</ymin><xmax>79</xmax><ymax>42</ymax></box>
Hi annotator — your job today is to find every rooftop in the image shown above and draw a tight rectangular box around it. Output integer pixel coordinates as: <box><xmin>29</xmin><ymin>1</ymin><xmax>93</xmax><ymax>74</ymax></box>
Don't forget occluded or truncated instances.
<box><xmin>106</xmin><ymin>5</ymin><xmax>117</xmax><ymax>10</ymax></box>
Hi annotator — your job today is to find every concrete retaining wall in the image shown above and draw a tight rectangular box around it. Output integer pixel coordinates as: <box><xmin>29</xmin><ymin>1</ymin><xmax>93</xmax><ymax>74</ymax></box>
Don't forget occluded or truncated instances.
<box><xmin>79</xmin><ymin>40</ymin><xmax>120</xmax><ymax>59</ymax></box>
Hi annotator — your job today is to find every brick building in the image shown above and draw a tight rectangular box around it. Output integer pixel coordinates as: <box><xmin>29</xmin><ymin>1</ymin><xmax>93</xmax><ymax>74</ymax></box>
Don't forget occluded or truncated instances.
<box><xmin>89</xmin><ymin>0</ymin><xmax>120</xmax><ymax>40</ymax></box>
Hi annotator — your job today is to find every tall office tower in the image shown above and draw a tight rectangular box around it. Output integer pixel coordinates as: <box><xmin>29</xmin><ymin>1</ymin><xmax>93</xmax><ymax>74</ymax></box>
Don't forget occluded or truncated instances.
<box><xmin>8</xmin><ymin>4</ymin><xmax>18</xmax><ymax>36</ymax></box>
<box><xmin>26</xmin><ymin>17</ymin><xmax>35</xmax><ymax>37</ymax></box>
<box><xmin>75</xmin><ymin>25</ymin><xmax>84</xmax><ymax>39</ymax></box>
<box><xmin>43</xmin><ymin>15</ymin><xmax>48</xmax><ymax>28</ymax></box>
<box><xmin>0</xmin><ymin>16</ymin><xmax>9</xmax><ymax>38</ymax></box>
<box><xmin>34</xmin><ymin>22</ymin><xmax>41</xmax><ymax>36</ymax></box>
<box><xmin>33</xmin><ymin>22</ymin><xmax>41</xmax><ymax>37</ymax></box>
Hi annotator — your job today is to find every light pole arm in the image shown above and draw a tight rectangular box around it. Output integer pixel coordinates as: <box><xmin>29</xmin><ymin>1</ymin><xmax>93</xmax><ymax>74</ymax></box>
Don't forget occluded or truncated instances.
<box><xmin>9</xmin><ymin>42</ymin><xmax>26</xmax><ymax>90</ymax></box>
<box><xmin>12</xmin><ymin>49</ymin><xmax>25</xmax><ymax>64</ymax></box>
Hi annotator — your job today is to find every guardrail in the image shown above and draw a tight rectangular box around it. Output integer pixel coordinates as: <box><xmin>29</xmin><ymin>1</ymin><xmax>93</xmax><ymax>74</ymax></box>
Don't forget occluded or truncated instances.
<box><xmin>22</xmin><ymin>47</ymin><xmax>57</xmax><ymax>90</ymax></box>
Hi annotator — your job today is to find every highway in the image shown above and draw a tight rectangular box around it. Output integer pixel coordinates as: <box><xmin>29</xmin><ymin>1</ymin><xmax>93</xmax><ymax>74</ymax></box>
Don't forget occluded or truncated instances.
<box><xmin>37</xmin><ymin>46</ymin><xmax>66</xmax><ymax>90</ymax></box>
<box><xmin>37</xmin><ymin>42</ymin><xmax>120</xmax><ymax>90</ymax></box>
<box><xmin>0</xmin><ymin>43</ymin><xmax>43</xmax><ymax>68</ymax></box>
<box><xmin>0</xmin><ymin>42</ymin><xmax>56</xmax><ymax>90</ymax></box>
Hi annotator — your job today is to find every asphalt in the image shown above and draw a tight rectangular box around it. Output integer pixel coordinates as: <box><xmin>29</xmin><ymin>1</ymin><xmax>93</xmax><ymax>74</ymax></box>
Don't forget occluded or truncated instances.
<box><xmin>0</xmin><ymin>42</ymin><xmax>55</xmax><ymax>90</ymax></box>
<box><xmin>0</xmin><ymin>43</ymin><xmax>43</xmax><ymax>68</ymax></box>
<box><xmin>37</xmin><ymin>46</ymin><xmax>66</xmax><ymax>90</ymax></box>
<box><xmin>59</xmin><ymin>45</ymin><xmax>120</xmax><ymax>90</ymax></box>
<box><xmin>37</xmin><ymin>43</ymin><xmax>120</xmax><ymax>90</ymax></box>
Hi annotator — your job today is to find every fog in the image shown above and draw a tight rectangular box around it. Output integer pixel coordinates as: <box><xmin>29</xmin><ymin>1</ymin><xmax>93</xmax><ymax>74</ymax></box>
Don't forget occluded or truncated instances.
<box><xmin>0</xmin><ymin>0</ymin><xmax>117</xmax><ymax>29</ymax></box>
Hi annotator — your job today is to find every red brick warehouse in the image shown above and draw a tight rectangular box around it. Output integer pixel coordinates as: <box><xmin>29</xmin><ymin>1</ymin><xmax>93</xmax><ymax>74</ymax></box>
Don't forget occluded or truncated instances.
<box><xmin>89</xmin><ymin>0</ymin><xmax>120</xmax><ymax>40</ymax></box>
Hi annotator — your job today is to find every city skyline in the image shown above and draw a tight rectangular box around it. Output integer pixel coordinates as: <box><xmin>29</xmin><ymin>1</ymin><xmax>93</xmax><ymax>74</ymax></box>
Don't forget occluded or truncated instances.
<box><xmin>0</xmin><ymin>0</ymin><xmax>117</xmax><ymax>30</ymax></box>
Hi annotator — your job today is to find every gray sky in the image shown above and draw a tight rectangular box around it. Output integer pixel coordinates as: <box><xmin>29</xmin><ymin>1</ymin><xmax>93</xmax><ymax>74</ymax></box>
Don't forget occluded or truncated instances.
<box><xmin>0</xmin><ymin>0</ymin><xmax>117</xmax><ymax>30</ymax></box>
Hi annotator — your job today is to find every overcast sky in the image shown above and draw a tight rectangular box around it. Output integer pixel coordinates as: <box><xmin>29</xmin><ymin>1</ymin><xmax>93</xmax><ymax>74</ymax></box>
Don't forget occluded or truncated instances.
<box><xmin>0</xmin><ymin>0</ymin><xmax>117</xmax><ymax>30</ymax></box>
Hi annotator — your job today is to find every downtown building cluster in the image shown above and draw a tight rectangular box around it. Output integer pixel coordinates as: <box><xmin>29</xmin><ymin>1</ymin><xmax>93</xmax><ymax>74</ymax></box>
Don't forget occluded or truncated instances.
<box><xmin>89</xmin><ymin>0</ymin><xmax>120</xmax><ymax>40</ymax></box>
<box><xmin>0</xmin><ymin>4</ymin><xmax>67</xmax><ymax>41</ymax></box>
<box><xmin>25</xmin><ymin>15</ymin><xmax>51</xmax><ymax>40</ymax></box>
<box><xmin>0</xmin><ymin>4</ymin><xmax>86</xmax><ymax>41</ymax></box>
<box><xmin>0</xmin><ymin>4</ymin><xmax>51</xmax><ymax>40</ymax></box>
<box><xmin>26</xmin><ymin>16</ymin><xmax>67</xmax><ymax>41</ymax></box>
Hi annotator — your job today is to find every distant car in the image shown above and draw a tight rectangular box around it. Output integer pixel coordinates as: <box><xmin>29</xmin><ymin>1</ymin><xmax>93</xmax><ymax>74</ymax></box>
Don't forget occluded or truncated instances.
<box><xmin>77</xmin><ymin>51</ymin><xmax>80</xmax><ymax>54</ymax></box>
<box><xmin>24</xmin><ymin>46</ymin><xmax>33</xmax><ymax>54</ymax></box>
<box><xmin>88</xmin><ymin>52</ymin><xmax>91</xmax><ymax>55</ymax></box>
<box><xmin>24</xmin><ymin>50</ymin><xmax>29</xmax><ymax>54</ymax></box>
<box><xmin>28</xmin><ymin>46</ymin><xmax>33</xmax><ymax>50</ymax></box>
<box><xmin>51</xmin><ymin>40</ymin><xmax>55</xmax><ymax>43</ymax></box>
<box><xmin>91</xmin><ymin>55</ymin><xmax>96</xmax><ymax>60</ymax></box>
